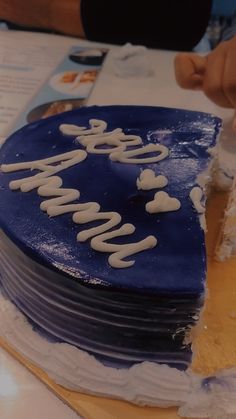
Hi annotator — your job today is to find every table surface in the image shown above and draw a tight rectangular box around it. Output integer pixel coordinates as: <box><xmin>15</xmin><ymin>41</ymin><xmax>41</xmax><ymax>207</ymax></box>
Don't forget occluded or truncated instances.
<box><xmin>0</xmin><ymin>30</ymin><xmax>235</xmax><ymax>419</ymax></box>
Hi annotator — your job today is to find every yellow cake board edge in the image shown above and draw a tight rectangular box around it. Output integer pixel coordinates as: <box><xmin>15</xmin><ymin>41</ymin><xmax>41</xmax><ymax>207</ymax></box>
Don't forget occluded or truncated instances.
<box><xmin>1</xmin><ymin>191</ymin><xmax>236</xmax><ymax>419</ymax></box>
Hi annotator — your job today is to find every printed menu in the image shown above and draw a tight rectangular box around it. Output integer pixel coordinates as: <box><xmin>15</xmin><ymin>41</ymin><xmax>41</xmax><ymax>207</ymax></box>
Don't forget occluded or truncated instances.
<box><xmin>0</xmin><ymin>30</ymin><xmax>108</xmax><ymax>143</ymax></box>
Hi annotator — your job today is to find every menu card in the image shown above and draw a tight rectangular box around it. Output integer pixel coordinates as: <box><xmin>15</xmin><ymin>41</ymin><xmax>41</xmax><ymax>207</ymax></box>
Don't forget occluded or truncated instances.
<box><xmin>0</xmin><ymin>30</ymin><xmax>107</xmax><ymax>143</ymax></box>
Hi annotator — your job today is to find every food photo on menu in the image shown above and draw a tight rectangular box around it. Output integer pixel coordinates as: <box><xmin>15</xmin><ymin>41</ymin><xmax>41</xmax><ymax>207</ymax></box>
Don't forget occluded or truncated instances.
<box><xmin>69</xmin><ymin>47</ymin><xmax>108</xmax><ymax>65</ymax></box>
<box><xmin>1</xmin><ymin>2</ymin><xmax>236</xmax><ymax>419</ymax></box>
<box><xmin>0</xmin><ymin>45</ymin><xmax>108</xmax><ymax>136</ymax></box>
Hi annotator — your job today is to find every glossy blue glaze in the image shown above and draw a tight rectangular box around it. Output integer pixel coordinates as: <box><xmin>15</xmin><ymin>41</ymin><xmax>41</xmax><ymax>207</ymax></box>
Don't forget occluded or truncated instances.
<box><xmin>0</xmin><ymin>106</ymin><xmax>221</xmax><ymax>295</ymax></box>
<box><xmin>0</xmin><ymin>231</ymin><xmax>199</xmax><ymax>368</ymax></box>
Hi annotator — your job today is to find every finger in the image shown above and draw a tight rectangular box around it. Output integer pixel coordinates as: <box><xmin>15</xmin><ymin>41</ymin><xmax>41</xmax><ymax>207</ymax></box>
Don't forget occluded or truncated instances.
<box><xmin>202</xmin><ymin>43</ymin><xmax>232</xmax><ymax>108</ymax></box>
<box><xmin>174</xmin><ymin>53</ymin><xmax>207</xmax><ymax>90</ymax></box>
<box><xmin>222</xmin><ymin>40</ymin><xmax>236</xmax><ymax>109</ymax></box>
<box><xmin>232</xmin><ymin>112</ymin><xmax>236</xmax><ymax>132</ymax></box>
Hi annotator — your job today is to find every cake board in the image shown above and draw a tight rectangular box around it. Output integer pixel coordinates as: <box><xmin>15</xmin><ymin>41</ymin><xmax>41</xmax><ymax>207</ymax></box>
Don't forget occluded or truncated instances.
<box><xmin>1</xmin><ymin>191</ymin><xmax>236</xmax><ymax>419</ymax></box>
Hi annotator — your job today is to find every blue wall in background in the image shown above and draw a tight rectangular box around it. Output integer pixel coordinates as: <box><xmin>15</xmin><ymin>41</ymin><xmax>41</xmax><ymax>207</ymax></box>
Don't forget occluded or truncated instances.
<box><xmin>212</xmin><ymin>0</ymin><xmax>236</xmax><ymax>16</ymax></box>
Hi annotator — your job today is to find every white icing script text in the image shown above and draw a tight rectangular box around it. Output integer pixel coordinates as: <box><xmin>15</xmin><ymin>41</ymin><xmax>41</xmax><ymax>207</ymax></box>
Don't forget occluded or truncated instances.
<box><xmin>1</xmin><ymin>149</ymin><xmax>157</xmax><ymax>268</ymax></box>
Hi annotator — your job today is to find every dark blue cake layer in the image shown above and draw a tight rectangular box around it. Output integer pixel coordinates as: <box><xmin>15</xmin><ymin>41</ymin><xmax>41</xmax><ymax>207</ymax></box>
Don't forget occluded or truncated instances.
<box><xmin>0</xmin><ymin>231</ymin><xmax>199</xmax><ymax>368</ymax></box>
<box><xmin>0</xmin><ymin>105</ymin><xmax>221</xmax><ymax>369</ymax></box>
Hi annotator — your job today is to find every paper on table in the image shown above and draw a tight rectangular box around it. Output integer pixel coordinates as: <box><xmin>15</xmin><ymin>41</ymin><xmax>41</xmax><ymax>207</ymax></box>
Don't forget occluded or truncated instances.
<box><xmin>0</xmin><ymin>31</ymin><xmax>107</xmax><ymax>139</ymax></box>
<box><xmin>0</xmin><ymin>34</ymin><xmax>66</xmax><ymax>137</ymax></box>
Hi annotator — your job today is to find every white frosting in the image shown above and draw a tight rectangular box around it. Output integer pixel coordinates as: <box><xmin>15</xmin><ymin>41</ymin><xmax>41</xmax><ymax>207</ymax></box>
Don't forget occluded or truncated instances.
<box><xmin>78</xmin><ymin>128</ymin><xmax>123</xmax><ymax>146</ymax></box>
<box><xmin>0</xmin><ymin>119</ymin><xmax>173</xmax><ymax>267</ymax></box>
<box><xmin>60</xmin><ymin>119</ymin><xmax>107</xmax><ymax>136</ymax></box>
<box><xmin>91</xmin><ymin>223</ymin><xmax>136</xmax><ymax>250</ymax></box>
<box><xmin>80</xmin><ymin>132</ymin><xmax>143</xmax><ymax>154</ymax></box>
<box><xmin>189</xmin><ymin>187</ymin><xmax>205</xmax><ymax>214</ymax></box>
<box><xmin>1</xmin><ymin>149</ymin><xmax>87</xmax><ymax>186</ymax></box>
<box><xmin>80</xmin><ymin>131</ymin><xmax>127</xmax><ymax>154</ymax></box>
<box><xmin>146</xmin><ymin>191</ymin><xmax>181</xmax><ymax>214</ymax></box>
<box><xmin>60</xmin><ymin>119</ymin><xmax>169</xmax><ymax>164</ymax></box>
<box><xmin>91</xmin><ymin>224</ymin><xmax>157</xmax><ymax>268</ymax></box>
<box><xmin>74</xmin><ymin>212</ymin><xmax>157</xmax><ymax>266</ymax></box>
<box><xmin>110</xmin><ymin>143</ymin><xmax>169</xmax><ymax>164</ymax></box>
<box><xmin>108</xmin><ymin>235</ymin><xmax>157</xmax><ymax>268</ymax></box>
<box><xmin>60</xmin><ymin>119</ymin><xmax>144</xmax><ymax>157</ymax></box>
<box><xmin>1</xmin><ymin>149</ymin><xmax>157</xmax><ymax>268</ymax></box>
<box><xmin>36</xmin><ymin>177</ymin><xmax>80</xmax><ymax>211</ymax></box>
<box><xmin>48</xmin><ymin>201</ymin><xmax>100</xmax><ymax>217</ymax></box>
<box><xmin>1</xmin><ymin>292</ymin><xmax>236</xmax><ymax>418</ymax></box>
<box><xmin>137</xmin><ymin>169</ymin><xmax>168</xmax><ymax>190</ymax></box>
<box><xmin>75</xmin><ymin>210</ymin><xmax>122</xmax><ymax>242</ymax></box>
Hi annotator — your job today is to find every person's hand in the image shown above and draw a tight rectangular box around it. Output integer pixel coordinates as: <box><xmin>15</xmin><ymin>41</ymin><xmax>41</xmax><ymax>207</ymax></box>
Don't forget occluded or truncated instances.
<box><xmin>174</xmin><ymin>35</ymin><xmax>236</xmax><ymax>128</ymax></box>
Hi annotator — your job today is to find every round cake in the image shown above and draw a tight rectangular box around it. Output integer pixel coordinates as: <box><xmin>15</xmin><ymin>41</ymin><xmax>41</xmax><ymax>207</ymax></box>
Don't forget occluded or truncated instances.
<box><xmin>1</xmin><ymin>105</ymin><xmax>236</xmax><ymax>417</ymax></box>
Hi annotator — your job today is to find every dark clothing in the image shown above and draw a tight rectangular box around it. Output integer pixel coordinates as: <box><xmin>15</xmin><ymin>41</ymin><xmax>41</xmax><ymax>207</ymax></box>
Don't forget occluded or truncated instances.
<box><xmin>81</xmin><ymin>0</ymin><xmax>213</xmax><ymax>51</ymax></box>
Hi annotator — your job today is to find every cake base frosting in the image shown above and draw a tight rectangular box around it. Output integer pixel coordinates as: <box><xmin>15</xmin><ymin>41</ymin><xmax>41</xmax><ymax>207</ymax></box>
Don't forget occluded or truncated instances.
<box><xmin>1</xmin><ymin>292</ymin><xmax>236</xmax><ymax>419</ymax></box>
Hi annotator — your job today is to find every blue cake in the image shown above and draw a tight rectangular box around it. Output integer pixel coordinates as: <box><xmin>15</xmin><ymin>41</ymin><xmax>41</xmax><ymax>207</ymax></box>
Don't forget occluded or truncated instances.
<box><xmin>0</xmin><ymin>106</ymin><xmax>221</xmax><ymax>374</ymax></box>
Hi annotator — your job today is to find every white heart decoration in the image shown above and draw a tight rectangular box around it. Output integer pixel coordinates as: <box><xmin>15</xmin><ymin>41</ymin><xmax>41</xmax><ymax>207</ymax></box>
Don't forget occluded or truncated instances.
<box><xmin>136</xmin><ymin>169</ymin><xmax>168</xmax><ymax>190</ymax></box>
<box><xmin>146</xmin><ymin>191</ymin><xmax>181</xmax><ymax>214</ymax></box>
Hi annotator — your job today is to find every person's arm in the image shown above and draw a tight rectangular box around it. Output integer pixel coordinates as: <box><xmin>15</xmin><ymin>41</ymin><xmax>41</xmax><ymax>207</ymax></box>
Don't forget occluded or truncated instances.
<box><xmin>174</xmin><ymin>35</ymin><xmax>236</xmax><ymax>114</ymax></box>
<box><xmin>0</xmin><ymin>0</ymin><xmax>85</xmax><ymax>37</ymax></box>
<box><xmin>1</xmin><ymin>0</ymin><xmax>212</xmax><ymax>51</ymax></box>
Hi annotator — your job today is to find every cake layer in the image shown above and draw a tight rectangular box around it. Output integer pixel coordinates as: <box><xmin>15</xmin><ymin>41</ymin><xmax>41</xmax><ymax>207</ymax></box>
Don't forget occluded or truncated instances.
<box><xmin>0</xmin><ymin>231</ymin><xmax>198</xmax><ymax>368</ymax></box>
